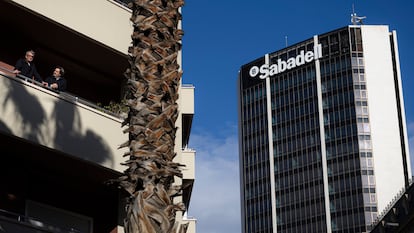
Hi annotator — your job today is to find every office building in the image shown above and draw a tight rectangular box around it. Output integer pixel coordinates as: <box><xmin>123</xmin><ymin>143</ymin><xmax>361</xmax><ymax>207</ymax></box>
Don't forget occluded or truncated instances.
<box><xmin>238</xmin><ymin>24</ymin><xmax>411</xmax><ymax>233</ymax></box>
<box><xmin>0</xmin><ymin>0</ymin><xmax>196</xmax><ymax>232</ymax></box>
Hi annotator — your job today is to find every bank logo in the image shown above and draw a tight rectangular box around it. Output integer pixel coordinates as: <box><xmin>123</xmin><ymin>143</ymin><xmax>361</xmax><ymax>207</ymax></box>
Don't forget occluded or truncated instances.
<box><xmin>249</xmin><ymin>66</ymin><xmax>260</xmax><ymax>77</ymax></box>
<box><xmin>249</xmin><ymin>44</ymin><xmax>322</xmax><ymax>79</ymax></box>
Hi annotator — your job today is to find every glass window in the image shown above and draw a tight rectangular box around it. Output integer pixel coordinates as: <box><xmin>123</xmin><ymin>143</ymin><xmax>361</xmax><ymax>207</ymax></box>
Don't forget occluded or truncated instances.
<box><xmin>358</xmin><ymin>58</ymin><xmax>364</xmax><ymax>66</ymax></box>
<box><xmin>370</xmin><ymin>194</ymin><xmax>376</xmax><ymax>203</ymax></box>
<box><xmin>351</xmin><ymin>57</ymin><xmax>358</xmax><ymax>67</ymax></box>
<box><xmin>360</xmin><ymin>157</ymin><xmax>368</xmax><ymax>169</ymax></box>
<box><xmin>367</xmin><ymin>158</ymin><xmax>373</xmax><ymax>167</ymax></box>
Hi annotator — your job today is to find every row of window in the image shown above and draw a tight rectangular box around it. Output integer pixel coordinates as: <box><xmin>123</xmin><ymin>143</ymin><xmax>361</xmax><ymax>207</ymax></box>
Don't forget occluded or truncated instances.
<box><xmin>246</xmin><ymin>212</ymin><xmax>273</xmax><ymax>233</ymax></box>
<box><xmin>243</xmin><ymin>118</ymin><xmax>267</xmax><ymax>136</ymax></box>
<box><xmin>277</xmin><ymin>209</ymin><xmax>327</xmax><ymax>233</ymax></box>
<box><xmin>278</xmin><ymin>218</ymin><xmax>328</xmax><ymax>233</ymax></box>
<box><xmin>243</xmin><ymin>97</ymin><xmax>267</xmax><ymax>120</ymax></box>
<box><xmin>245</xmin><ymin>195</ymin><xmax>272</xmax><ymax>216</ymax></box>
<box><xmin>322</xmin><ymin>90</ymin><xmax>355</xmax><ymax>110</ymax></box>
<box><xmin>275</xmin><ymin>166</ymin><xmax>324</xmax><ymax>192</ymax></box>
<box><xmin>326</xmin><ymin>139</ymin><xmax>359</xmax><ymax>161</ymax></box>
<box><xmin>274</xmin><ymin>133</ymin><xmax>320</xmax><ymax>157</ymax></box>
<box><xmin>323</xmin><ymin>107</ymin><xmax>357</xmax><ymax>126</ymax></box>
<box><xmin>327</xmin><ymin>156</ymin><xmax>363</xmax><ymax>177</ymax></box>
<box><xmin>272</xmin><ymin>85</ymin><xmax>317</xmax><ymax>110</ymax></box>
<box><xmin>243</xmin><ymin>130</ymin><xmax>268</xmax><ymax>152</ymax></box>
<box><xmin>276</xmin><ymin>182</ymin><xmax>325</xmax><ymax>209</ymax></box>
<box><xmin>273</xmin><ymin>116</ymin><xmax>318</xmax><ymax>141</ymax></box>
<box><xmin>331</xmin><ymin>211</ymin><xmax>368</xmax><ymax>232</ymax></box>
<box><xmin>277</xmin><ymin>198</ymin><xmax>326</xmax><ymax>226</ymax></box>
<box><xmin>273</xmin><ymin>99</ymin><xmax>318</xmax><ymax>125</ymax></box>
<box><xmin>325</xmin><ymin>123</ymin><xmax>357</xmax><ymax>143</ymax></box>
<box><xmin>270</xmin><ymin>67</ymin><xmax>316</xmax><ymax>94</ymax></box>
<box><xmin>330</xmin><ymin>193</ymin><xmax>368</xmax><ymax>214</ymax></box>
<box><xmin>243</xmin><ymin>84</ymin><xmax>266</xmax><ymax>105</ymax></box>
<box><xmin>328</xmin><ymin>175</ymin><xmax>364</xmax><ymax>195</ymax></box>
<box><xmin>321</xmin><ymin>74</ymin><xmax>353</xmax><ymax>94</ymax></box>
<box><xmin>320</xmin><ymin>56</ymin><xmax>352</xmax><ymax>76</ymax></box>
<box><xmin>244</xmin><ymin>149</ymin><xmax>269</xmax><ymax>167</ymax></box>
<box><xmin>350</xmin><ymin>28</ymin><xmax>364</xmax><ymax>52</ymax></box>
<box><xmin>244</xmin><ymin>163</ymin><xmax>270</xmax><ymax>183</ymax></box>
<box><xmin>319</xmin><ymin>29</ymin><xmax>351</xmax><ymax>58</ymax></box>
<box><xmin>274</xmin><ymin>145</ymin><xmax>321</xmax><ymax>167</ymax></box>
<box><xmin>245</xmin><ymin>179</ymin><xmax>271</xmax><ymax>200</ymax></box>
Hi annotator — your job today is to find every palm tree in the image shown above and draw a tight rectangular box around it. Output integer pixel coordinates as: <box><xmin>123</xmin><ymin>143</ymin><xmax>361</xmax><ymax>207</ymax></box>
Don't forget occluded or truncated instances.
<box><xmin>117</xmin><ymin>0</ymin><xmax>187</xmax><ymax>232</ymax></box>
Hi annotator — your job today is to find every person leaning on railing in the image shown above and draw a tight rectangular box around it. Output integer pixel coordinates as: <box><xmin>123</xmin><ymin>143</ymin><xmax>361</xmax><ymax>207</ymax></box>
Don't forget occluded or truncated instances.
<box><xmin>13</xmin><ymin>50</ymin><xmax>43</xmax><ymax>82</ymax></box>
<box><xmin>44</xmin><ymin>66</ymin><xmax>67</xmax><ymax>92</ymax></box>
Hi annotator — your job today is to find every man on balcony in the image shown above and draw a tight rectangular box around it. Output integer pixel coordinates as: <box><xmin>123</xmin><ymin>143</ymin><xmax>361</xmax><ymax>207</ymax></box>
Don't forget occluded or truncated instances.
<box><xmin>45</xmin><ymin>66</ymin><xmax>67</xmax><ymax>92</ymax></box>
<box><xmin>13</xmin><ymin>50</ymin><xmax>43</xmax><ymax>82</ymax></box>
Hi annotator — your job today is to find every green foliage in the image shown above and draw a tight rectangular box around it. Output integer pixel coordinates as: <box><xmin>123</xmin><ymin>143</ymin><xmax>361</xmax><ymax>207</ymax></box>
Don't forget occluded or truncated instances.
<box><xmin>97</xmin><ymin>99</ymin><xmax>129</xmax><ymax>118</ymax></box>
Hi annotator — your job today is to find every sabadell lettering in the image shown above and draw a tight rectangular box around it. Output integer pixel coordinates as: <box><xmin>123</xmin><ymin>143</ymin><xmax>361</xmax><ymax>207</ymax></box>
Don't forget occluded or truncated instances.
<box><xmin>249</xmin><ymin>44</ymin><xmax>322</xmax><ymax>79</ymax></box>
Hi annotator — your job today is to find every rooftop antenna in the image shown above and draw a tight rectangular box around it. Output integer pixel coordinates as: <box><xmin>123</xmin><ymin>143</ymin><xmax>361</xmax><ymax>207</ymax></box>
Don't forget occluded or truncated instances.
<box><xmin>285</xmin><ymin>36</ymin><xmax>288</xmax><ymax>47</ymax></box>
<box><xmin>351</xmin><ymin>4</ymin><xmax>366</xmax><ymax>25</ymax></box>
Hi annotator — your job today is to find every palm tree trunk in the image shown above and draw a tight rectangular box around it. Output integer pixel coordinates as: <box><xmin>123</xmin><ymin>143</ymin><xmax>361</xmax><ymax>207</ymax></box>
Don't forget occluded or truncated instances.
<box><xmin>118</xmin><ymin>0</ymin><xmax>186</xmax><ymax>232</ymax></box>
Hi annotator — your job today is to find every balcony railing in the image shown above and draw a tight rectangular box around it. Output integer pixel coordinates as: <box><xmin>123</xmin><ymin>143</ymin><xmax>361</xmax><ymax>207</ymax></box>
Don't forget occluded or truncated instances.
<box><xmin>0</xmin><ymin>65</ymin><xmax>124</xmax><ymax>119</ymax></box>
<box><xmin>111</xmin><ymin>0</ymin><xmax>133</xmax><ymax>9</ymax></box>
<box><xmin>0</xmin><ymin>209</ymin><xmax>83</xmax><ymax>233</ymax></box>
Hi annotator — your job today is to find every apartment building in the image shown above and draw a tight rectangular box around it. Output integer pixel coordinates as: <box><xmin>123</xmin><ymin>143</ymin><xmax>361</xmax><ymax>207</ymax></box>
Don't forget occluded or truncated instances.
<box><xmin>0</xmin><ymin>1</ymin><xmax>196</xmax><ymax>232</ymax></box>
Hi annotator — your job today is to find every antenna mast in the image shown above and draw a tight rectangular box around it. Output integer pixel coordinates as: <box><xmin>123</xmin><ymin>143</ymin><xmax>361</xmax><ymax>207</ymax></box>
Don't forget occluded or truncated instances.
<box><xmin>351</xmin><ymin>4</ymin><xmax>366</xmax><ymax>25</ymax></box>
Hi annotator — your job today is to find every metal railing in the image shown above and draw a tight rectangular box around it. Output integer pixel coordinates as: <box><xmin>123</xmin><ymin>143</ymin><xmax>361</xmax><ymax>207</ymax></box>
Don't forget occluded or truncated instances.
<box><xmin>0</xmin><ymin>208</ymin><xmax>83</xmax><ymax>233</ymax></box>
<box><xmin>111</xmin><ymin>0</ymin><xmax>133</xmax><ymax>8</ymax></box>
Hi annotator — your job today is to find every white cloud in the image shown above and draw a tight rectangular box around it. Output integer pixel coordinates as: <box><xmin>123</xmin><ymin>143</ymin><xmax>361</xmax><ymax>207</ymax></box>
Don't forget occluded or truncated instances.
<box><xmin>187</xmin><ymin>131</ymin><xmax>241</xmax><ymax>233</ymax></box>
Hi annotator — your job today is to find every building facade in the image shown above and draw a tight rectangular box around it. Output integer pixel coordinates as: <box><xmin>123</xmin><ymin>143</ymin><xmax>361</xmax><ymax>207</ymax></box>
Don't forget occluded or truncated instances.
<box><xmin>0</xmin><ymin>1</ymin><xmax>196</xmax><ymax>232</ymax></box>
<box><xmin>238</xmin><ymin>25</ymin><xmax>411</xmax><ymax>233</ymax></box>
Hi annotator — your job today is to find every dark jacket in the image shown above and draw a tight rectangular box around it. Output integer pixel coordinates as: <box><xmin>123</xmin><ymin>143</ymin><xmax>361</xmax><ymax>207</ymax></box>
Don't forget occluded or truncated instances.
<box><xmin>14</xmin><ymin>58</ymin><xmax>42</xmax><ymax>82</ymax></box>
<box><xmin>45</xmin><ymin>76</ymin><xmax>67</xmax><ymax>92</ymax></box>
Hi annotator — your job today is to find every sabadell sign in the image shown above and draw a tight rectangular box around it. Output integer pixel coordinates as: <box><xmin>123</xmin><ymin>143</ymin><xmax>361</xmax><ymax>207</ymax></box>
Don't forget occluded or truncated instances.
<box><xmin>249</xmin><ymin>44</ymin><xmax>322</xmax><ymax>79</ymax></box>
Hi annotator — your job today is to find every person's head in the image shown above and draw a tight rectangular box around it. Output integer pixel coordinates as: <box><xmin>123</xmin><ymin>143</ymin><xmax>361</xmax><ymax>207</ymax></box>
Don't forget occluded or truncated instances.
<box><xmin>25</xmin><ymin>50</ymin><xmax>35</xmax><ymax>62</ymax></box>
<box><xmin>53</xmin><ymin>66</ymin><xmax>65</xmax><ymax>77</ymax></box>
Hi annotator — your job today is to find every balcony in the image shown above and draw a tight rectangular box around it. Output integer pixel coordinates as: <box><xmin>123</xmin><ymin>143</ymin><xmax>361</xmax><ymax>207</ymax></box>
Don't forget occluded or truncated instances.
<box><xmin>182</xmin><ymin>148</ymin><xmax>196</xmax><ymax>180</ymax></box>
<box><xmin>0</xmin><ymin>67</ymin><xmax>128</xmax><ymax>173</ymax></box>
<box><xmin>0</xmin><ymin>208</ymin><xmax>89</xmax><ymax>233</ymax></box>
<box><xmin>6</xmin><ymin>0</ymin><xmax>132</xmax><ymax>55</ymax></box>
<box><xmin>182</xmin><ymin>215</ymin><xmax>197</xmax><ymax>233</ymax></box>
<box><xmin>180</xmin><ymin>85</ymin><xmax>195</xmax><ymax>148</ymax></box>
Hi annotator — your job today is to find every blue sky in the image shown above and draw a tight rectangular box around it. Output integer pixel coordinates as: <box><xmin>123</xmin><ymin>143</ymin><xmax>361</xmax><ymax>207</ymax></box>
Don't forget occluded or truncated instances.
<box><xmin>180</xmin><ymin>1</ymin><xmax>414</xmax><ymax>233</ymax></box>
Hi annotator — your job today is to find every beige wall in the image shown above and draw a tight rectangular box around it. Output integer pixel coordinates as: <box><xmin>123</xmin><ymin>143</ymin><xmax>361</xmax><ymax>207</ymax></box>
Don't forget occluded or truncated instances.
<box><xmin>181</xmin><ymin>149</ymin><xmax>195</xmax><ymax>180</ymax></box>
<box><xmin>173</xmin><ymin>84</ymin><xmax>196</xmax><ymax>233</ymax></box>
<box><xmin>184</xmin><ymin>218</ymin><xmax>197</xmax><ymax>233</ymax></box>
<box><xmin>11</xmin><ymin>0</ymin><xmax>132</xmax><ymax>55</ymax></box>
<box><xmin>181</xmin><ymin>86</ymin><xmax>195</xmax><ymax>114</ymax></box>
<box><xmin>175</xmin><ymin>85</ymin><xmax>195</xmax><ymax>179</ymax></box>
